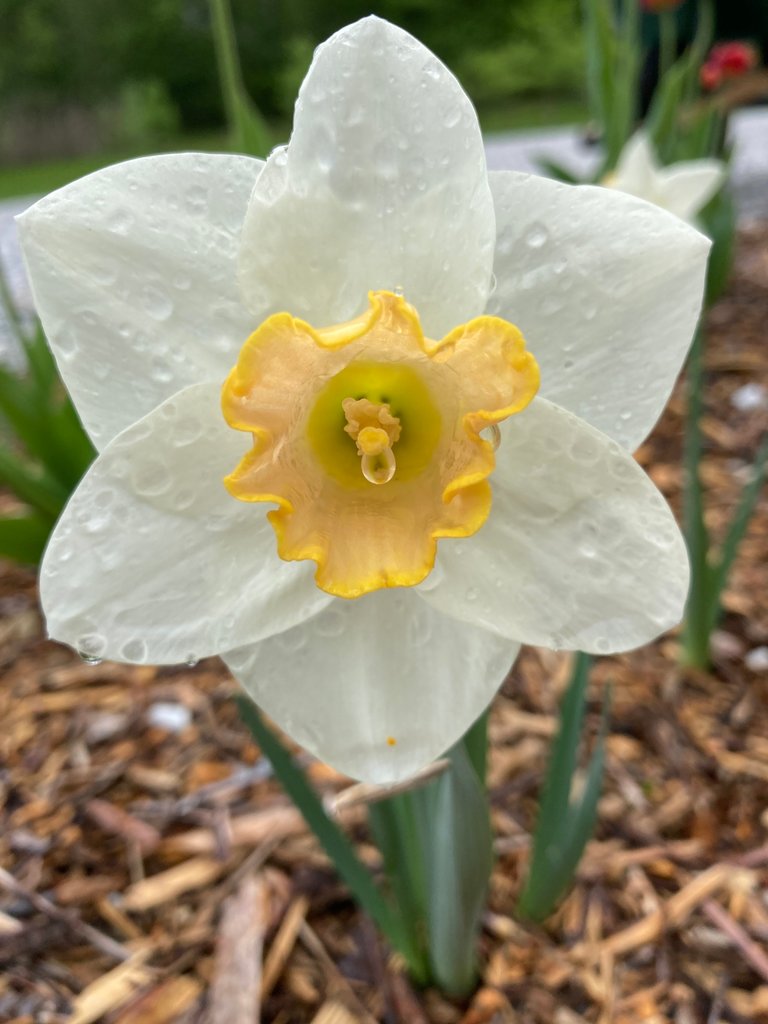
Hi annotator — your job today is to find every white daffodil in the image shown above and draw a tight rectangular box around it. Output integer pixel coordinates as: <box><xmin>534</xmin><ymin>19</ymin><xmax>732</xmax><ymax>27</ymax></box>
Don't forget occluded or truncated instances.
<box><xmin>19</xmin><ymin>18</ymin><xmax>709</xmax><ymax>783</ymax></box>
<box><xmin>605</xmin><ymin>131</ymin><xmax>726</xmax><ymax>223</ymax></box>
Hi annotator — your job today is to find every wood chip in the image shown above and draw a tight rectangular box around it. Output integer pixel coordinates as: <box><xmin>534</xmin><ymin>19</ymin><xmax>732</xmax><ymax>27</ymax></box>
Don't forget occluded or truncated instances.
<box><xmin>68</xmin><ymin>951</ymin><xmax>154</xmax><ymax>1024</ymax></box>
<box><xmin>310</xmin><ymin>1001</ymin><xmax>363</xmax><ymax>1024</ymax></box>
<box><xmin>159</xmin><ymin>806</ymin><xmax>305</xmax><ymax>858</ymax></box>
<box><xmin>597</xmin><ymin>863</ymin><xmax>735</xmax><ymax>957</ymax></box>
<box><xmin>122</xmin><ymin>856</ymin><xmax>225</xmax><ymax>913</ymax></box>
<box><xmin>208</xmin><ymin>873</ymin><xmax>265</xmax><ymax>1024</ymax></box>
<box><xmin>262</xmin><ymin>896</ymin><xmax>309</xmax><ymax>1000</ymax></box>
<box><xmin>85</xmin><ymin>799</ymin><xmax>162</xmax><ymax>855</ymax></box>
<box><xmin>114</xmin><ymin>975</ymin><xmax>202</xmax><ymax>1024</ymax></box>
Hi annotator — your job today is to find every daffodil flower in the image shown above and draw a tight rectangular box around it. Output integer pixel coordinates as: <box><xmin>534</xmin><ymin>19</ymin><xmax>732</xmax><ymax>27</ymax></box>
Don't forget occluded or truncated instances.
<box><xmin>605</xmin><ymin>131</ymin><xmax>726</xmax><ymax>223</ymax></box>
<box><xmin>19</xmin><ymin>18</ymin><xmax>709</xmax><ymax>782</ymax></box>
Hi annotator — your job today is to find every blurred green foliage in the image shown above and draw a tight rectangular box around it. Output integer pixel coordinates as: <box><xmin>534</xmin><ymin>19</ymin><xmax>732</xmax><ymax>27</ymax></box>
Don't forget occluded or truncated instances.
<box><xmin>0</xmin><ymin>302</ymin><xmax>95</xmax><ymax>564</ymax></box>
<box><xmin>0</xmin><ymin>0</ymin><xmax>585</xmax><ymax>162</ymax></box>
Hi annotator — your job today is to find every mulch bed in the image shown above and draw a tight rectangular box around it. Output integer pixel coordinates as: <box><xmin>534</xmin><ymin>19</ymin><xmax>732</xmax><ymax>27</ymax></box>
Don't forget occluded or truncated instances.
<box><xmin>1</xmin><ymin>223</ymin><xmax>767</xmax><ymax>1024</ymax></box>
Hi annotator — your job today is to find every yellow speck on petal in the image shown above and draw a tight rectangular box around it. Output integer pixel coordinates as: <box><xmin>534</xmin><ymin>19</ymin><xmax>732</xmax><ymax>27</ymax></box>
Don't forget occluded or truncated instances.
<box><xmin>387</xmin><ymin>736</ymin><xmax>397</xmax><ymax>747</ymax></box>
<box><xmin>221</xmin><ymin>290</ymin><xmax>539</xmax><ymax>600</ymax></box>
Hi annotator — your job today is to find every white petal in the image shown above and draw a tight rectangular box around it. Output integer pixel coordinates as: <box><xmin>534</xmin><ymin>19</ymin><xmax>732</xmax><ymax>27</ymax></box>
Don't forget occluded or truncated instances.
<box><xmin>419</xmin><ymin>398</ymin><xmax>689</xmax><ymax>654</ymax></box>
<box><xmin>18</xmin><ymin>153</ymin><xmax>262</xmax><ymax>450</ymax></box>
<box><xmin>41</xmin><ymin>382</ymin><xmax>329</xmax><ymax>664</ymax></box>
<box><xmin>238</xmin><ymin>16</ymin><xmax>494</xmax><ymax>338</ymax></box>
<box><xmin>657</xmin><ymin>160</ymin><xmax>726</xmax><ymax>222</ymax></box>
<box><xmin>486</xmin><ymin>171</ymin><xmax>709</xmax><ymax>450</ymax></box>
<box><xmin>612</xmin><ymin>131</ymin><xmax>657</xmax><ymax>194</ymax></box>
<box><xmin>224</xmin><ymin>589</ymin><xmax>517</xmax><ymax>784</ymax></box>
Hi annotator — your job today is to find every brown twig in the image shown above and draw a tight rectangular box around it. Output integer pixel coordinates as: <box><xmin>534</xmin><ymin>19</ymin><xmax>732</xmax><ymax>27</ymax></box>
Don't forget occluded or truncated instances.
<box><xmin>324</xmin><ymin>758</ymin><xmax>450</xmax><ymax>816</ymax></box>
<box><xmin>702</xmin><ymin>898</ymin><xmax>768</xmax><ymax>983</ymax></box>
<box><xmin>0</xmin><ymin>866</ymin><xmax>131</xmax><ymax>963</ymax></box>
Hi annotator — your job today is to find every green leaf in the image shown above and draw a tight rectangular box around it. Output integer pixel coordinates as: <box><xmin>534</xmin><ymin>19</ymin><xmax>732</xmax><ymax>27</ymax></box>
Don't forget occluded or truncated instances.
<box><xmin>0</xmin><ymin>261</ymin><xmax>32</xmax><ymax>354</ymax></box>
<box><xmin>0</xmin><ymin>444</ymin><xmax>68</xmax><ymax>519</ymax></box>
<box><xmin>42</xmin><ymin>398</ymin><xmax>96</xmax><ymax>490</ymax></box>
<box><xmin>0</xmin><ymin>357</ymin><xmax>94</xmax><ymax>493</ymax></box>
<box><xmin>580</xmin><ymin>0</ymin><xmax>618</xmax><ymax>159</ymax></box>
<box><xmin>518</xmin><ymin>655</ymin><xmax>610</xmax><ymax>921</ymax></box>
<box><xmin>536</xmin><ymin>157</ymin><xmax>582</xmax><ymax>185</ymax></box>
<box><xmin>0</xmin><ymin>513</ymin><xmax>52</xmax><ymax>564</ymax></box>
<box><xmin>699</xmin><ymin>188</ymin><xmax>736</xmax><ymax>305</ymax></box>
<box><xmin>681</xmin><ymin>328</ymin><xmax>713</xmax><ymax>668</ymax></box>
<box><xmin>462</xmin><ymin>708</ymin><xmax>489</xmax><ymax>783</ymax></box>
<box><xmin>609</xmin><ymin>0</ymin><xmax>640</xmax><ymax>163</ymax></box>
<box><xmin>0</xmin><ymin>367</ymin><xmax>48</xmax><ymax>458</ymax></box>
<box><xmin>687</xmin><ymin>0</ymin><xmax>715</xmax><ymax>88</ymax></box>
<box><xmin>235</xmin><ymin>698</ymin><xmax>414</xmax><ymax>964</ymax></box>
<box><xmin>550</xmin><ymin>688</ymin><xmax>610</xmax><ymax>893</ymax></box>
<box><xmin>419</xmin><ymin>743</ymin><xmax>493</xmax><ymax>997</ymax></box>
<box><xmin>209</xmin><ymin>0</ymin><xmax>272</xmax><ymax>158</ymax></box>
<box><xmin>22</xmin><ymin>320</ymin><xmax>59</xmax><ymax>404</ymax></box>
<box><xmin>706</xmin><ymin>432</ymin><xmax>768</xmax><ymax>635</ymax></box>
<box><xmin>646</xmin><ymin>59</ymin><xmax>690</xmax><ymax>160</ymax></box>
<box><xmin>531</xmin><ymin>652</ymin><xmax>591</xmax><ymax>849</ymax></box>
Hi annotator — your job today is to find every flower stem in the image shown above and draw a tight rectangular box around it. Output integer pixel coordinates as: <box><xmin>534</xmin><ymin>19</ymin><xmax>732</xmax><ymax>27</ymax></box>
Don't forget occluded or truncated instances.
<box><xmin>370</xmin><ymin>716</ymin><xmax>493</xmax><ymax>996</ymax></box>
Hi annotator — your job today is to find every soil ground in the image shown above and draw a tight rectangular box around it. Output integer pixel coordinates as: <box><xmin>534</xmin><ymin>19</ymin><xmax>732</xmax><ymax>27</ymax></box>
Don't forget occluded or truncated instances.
<box><xmin>1</xmin><ymin>225</ymin><xmax>767</xmax><ymax>1024</ymax></box>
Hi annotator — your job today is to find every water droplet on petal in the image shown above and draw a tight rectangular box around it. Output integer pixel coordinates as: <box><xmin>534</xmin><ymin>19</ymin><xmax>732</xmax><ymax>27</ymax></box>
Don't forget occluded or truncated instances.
<box><xmin>150</xmin><ymin>356</ymin><xmax>174</xmax><ymax>384</ymax></box>
<box><xmin>141</xmin><ymin>285</ymin><xmax>174</xmax><ymax>322</ymax></box>
<box><xmin>185</xmin><ymin>185</ymin><xmax>207</xmax><ymax>214</ymax></box>
<box><xmin>79</xmin><ymin>652</ymin><xmax>102</xmax><ymax>665</ymax></box>
<box><xmin>443</xmin><ymin>105</ymin><xmax>462</xmax><ymax>128</ymax></box>
<box><xmin>524</xmin><ymin>223</ymin><xmax>549</xmax><ymax>249</ymax></box>
<box><xmin>78</xmin><ymin>632</ymin><xmax>106</xmax><ymax>664</ymax></box>
<box><xmin>107</xmin><ymin>208</ymin><xmax>134</xmax><ymax>234</ymax></box>
<box><xmin>315</xmin><ymin>610</ymin><xmax>346</xmax><ymax>638</ymax></box>
<box><xmin>120</xmin><ymin>638</ymin><xmax>148</xmax><ymax>662</ymax></box>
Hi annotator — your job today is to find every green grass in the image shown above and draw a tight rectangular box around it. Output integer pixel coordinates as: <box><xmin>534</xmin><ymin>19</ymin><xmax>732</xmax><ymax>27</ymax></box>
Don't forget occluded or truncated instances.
<box><xmin>479</xmin><ymin>95</ymin><xmax>588</xmax><ymax>134</ymax></box>
<box><xmin>0</xmin><ymin>132</ymin><xmax>228</xmax><ymax>201</ymax></box>
<box><xmin>0</xmin><ymin>97</ymin><xmax>587</xmax><ymax>201</ymax></box>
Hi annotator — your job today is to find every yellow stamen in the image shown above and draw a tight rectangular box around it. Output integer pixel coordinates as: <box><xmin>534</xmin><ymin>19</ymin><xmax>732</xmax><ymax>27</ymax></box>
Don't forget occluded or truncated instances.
<box><xmin>342</xmin><ymin>397</ymin><xmax>401</xmax><ymax>485</ymax></box>
<box><xmin>357</xmin><ymin>426</ymin><xmax>391</xmax><ymax>457</ymax></box>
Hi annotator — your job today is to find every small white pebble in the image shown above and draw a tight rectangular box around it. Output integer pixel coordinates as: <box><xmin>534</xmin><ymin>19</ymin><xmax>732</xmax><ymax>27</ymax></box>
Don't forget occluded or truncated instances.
<box><xmin>146</xmin><ymin>701</ymin><xmax>192</xmax><ymax>733</ymax></box>
<box><xmin>85</xmin><ymin>712</ymin><xmax>130</xmax><ymax>745</ymax></box>
<box><xmin>745</xmin><ymin>646</ymin><xmax>768</xmax><ymax>672</ymax></box>
<box><xmin>730</xmin><ymin>383</ymin><xmax>767</xmax><ymax>412</ymax></box>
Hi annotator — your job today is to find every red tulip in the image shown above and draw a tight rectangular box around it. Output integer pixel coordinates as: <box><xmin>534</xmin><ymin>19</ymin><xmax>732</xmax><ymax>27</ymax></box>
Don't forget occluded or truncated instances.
<box><xmin>699</xmin><ymin>62</ymin><xmax>722</xmax><ymax>92</ymax></box>
<box><xmin>708</xmin><ymin>41</ymin><xmax>759</xmax><ymax>78</ymax></box>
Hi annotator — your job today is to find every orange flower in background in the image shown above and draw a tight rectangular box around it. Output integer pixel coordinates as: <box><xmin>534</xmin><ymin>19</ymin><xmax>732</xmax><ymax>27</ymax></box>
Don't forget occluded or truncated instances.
<box><xmin>641</xmin><ymin>0</ymin><xmax>683</xmax><ymax>11</ymax></box>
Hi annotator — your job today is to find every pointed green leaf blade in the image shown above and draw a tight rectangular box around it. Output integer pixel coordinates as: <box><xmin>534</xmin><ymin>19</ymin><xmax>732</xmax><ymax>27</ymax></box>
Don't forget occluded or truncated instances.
<box><xmin>706</xmin><ymin>432</ymin><xmax>768</xmax><ymax>634</ymax></box>
<box><xmin>0</xmin><ymin>445</ymin><xmax>68</xmax><ymax>520</ymax></box>
<box><xmin>518</xmin><ymin>654</ymin><xmax>605</xmax><ymax>921</ymax></box>
<box><xmin>209</xmin><ymin>0</ymin><xmax>272</xmax><ymax>158</ymax></box>
<box><xmin>526</xmin><ymin>653</ymin><xmax>591</xmax><ymax>860</ymax></box>
<box><xmin>0</xmin><ymin>513</ymin><xmax>51</xmax><ymax>564</ymax></box>
<box><xmin>236</xmin><ymin>698</ymin><xmax>411</xmax><ymax>960</ymax></box>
